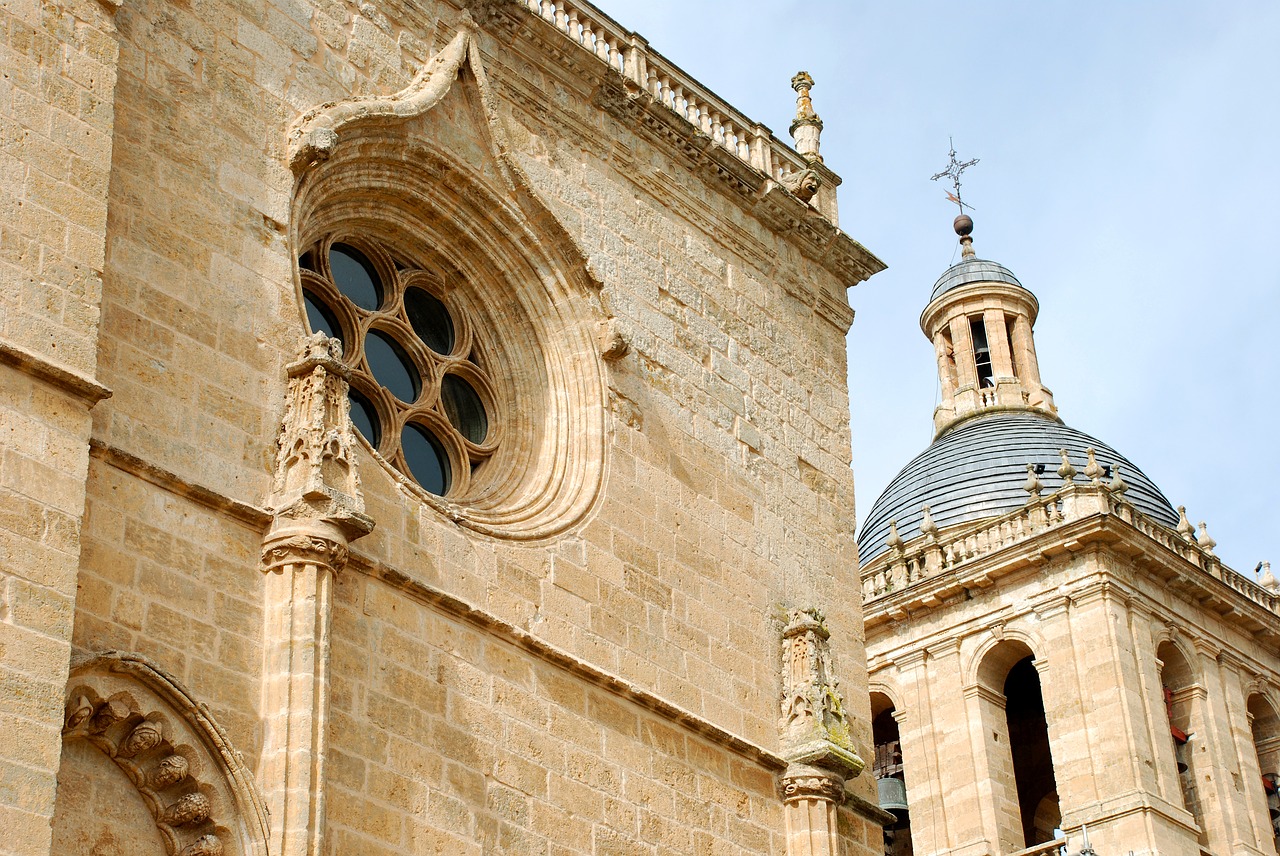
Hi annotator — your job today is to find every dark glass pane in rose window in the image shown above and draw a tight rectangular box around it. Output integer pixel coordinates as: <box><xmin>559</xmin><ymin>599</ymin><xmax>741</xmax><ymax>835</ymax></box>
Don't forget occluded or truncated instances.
<box><xmin>365</xmin><ymin>330</ymin><xmax>420</xmax><ymax>403</ymax></box>
<box><xmin>441</xmin><ymin>374</ymin><xmax>487</xmax><ymax>443</ymax></box>
<box><xmin>303</xmin><ymin>290</ymin><xmax>341</xmax><ymax>342</ymax></box>
<box><xmin>402</xmin><ymin>423</ymin><xmax>451</xmax><ymax>495</ymax></box>
<box><xmin>405</xmin><ymin>286</ymin><xmax>455</xmax><ymax>354</ymax></box>
<box><xmin>329</xmin><ymin>243</ymin><xmax>382</xmax><ymax>310</ymax></box>
<box><xmin>348</xmin><ymin>389</ymin><xmax>380</xmax><ymax>447</ymax></box>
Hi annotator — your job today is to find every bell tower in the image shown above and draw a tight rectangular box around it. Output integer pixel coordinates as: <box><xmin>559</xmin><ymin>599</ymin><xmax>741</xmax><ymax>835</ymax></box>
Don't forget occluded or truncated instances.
<box><xmin>921</xmin><ymin>213</ymin><xmax>1057</xmax><ymax>437</ymax></box>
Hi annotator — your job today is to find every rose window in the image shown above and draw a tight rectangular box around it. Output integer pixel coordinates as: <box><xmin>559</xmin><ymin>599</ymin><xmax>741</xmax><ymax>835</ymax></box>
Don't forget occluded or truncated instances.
<box><xmin>298</xmin><ymin>236</ymin><xmax>498</xmax><ymax>497</ymax></box>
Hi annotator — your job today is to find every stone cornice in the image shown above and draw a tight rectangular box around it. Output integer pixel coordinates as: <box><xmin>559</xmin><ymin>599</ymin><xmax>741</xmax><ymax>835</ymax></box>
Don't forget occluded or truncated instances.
<box><xmin>863</xmin><ymin>502</ymin><xmax>1280</xmax><ymax>653</ymax></box>
<box><xmin>348</xmin><ymin>550</ymin><xmax>789</xmax><ymax>772</ymax></box>
<box><xmin>88</xmin><ymin>439</ymin><xmax>271</xmax><ymax>529</ymax></box>
<box><xmin>464</xmin><ymin>0</ymin><xmax>885</xmax><ymax>292</ymax></box>
<box><xmin>0</xmin><ymin>338</ymin><xmax>112</xmax><ymax>406</ymax></box>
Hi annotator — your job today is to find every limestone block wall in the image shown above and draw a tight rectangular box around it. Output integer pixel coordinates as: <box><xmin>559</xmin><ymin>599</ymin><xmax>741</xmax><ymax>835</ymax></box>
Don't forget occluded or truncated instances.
<box><xmin>28</xmin><ymin>0</ymin><xmax>887</xmax><ymax>853</ymax></box>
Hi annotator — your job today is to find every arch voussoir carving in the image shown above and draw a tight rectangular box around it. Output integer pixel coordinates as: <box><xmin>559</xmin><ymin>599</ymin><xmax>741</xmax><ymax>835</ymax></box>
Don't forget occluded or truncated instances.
<box><xmin>57</xmin><ymin>652</ymin><xmax>269</xmax><ymax>856</ymax></box>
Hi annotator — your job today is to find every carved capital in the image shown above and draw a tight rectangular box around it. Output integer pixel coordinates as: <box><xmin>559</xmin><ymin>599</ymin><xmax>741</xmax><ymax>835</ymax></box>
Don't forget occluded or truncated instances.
<box><xmin>781</xmin><ymin>762</ymin><xmax>846</xmax><ymax>805</ymax></box>
<box><xmin>260</xmin><ymin>523</ymin><xmax>350</xmax><ymax>575</ymax></box>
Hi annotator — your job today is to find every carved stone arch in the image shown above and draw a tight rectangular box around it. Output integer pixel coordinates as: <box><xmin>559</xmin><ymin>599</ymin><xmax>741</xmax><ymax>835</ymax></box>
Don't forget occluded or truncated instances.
<box><xmin>1155</xmin><ymin>636</ymin><xmax>1199</xmax><ymax>688</ymax></box>
<box><xmin>964</xmin><ymin>624</ymin><xmax>1047</xmax><ymax>692</ymax></box>
<box><xmin>52</xmin><ymin>652</ymin><xmax>269</xmax><ymax>856</ymax></box>
<box><xmin>286</xmin><ymin>13</ymin><xmax>609</xmax><ymax>540</ymax></box>
<box><xmin>868</xmin><ymin>681</ymin><xmax>903</xmax><ymax>719</ymax></box>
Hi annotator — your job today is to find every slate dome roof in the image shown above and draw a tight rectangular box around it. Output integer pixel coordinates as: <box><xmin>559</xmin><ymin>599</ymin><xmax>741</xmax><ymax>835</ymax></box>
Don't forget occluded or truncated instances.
<box><xmin>857</xmin><ymin>411</ymin><xmax>1179</xmax><ymax>565</ymax></box>
<box><xmin>930</xmin><ymin>257</ymin><xmax>1028</xmax><ymax>303</ymax></box>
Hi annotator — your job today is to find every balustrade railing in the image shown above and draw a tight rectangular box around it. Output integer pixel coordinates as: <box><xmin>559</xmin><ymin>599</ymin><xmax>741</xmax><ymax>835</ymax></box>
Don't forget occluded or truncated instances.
<box><xmin>862</xmin><ymin>484</ymin><xmax>1278</xmax><ymax>616</ymax></box>
<box><xmin>519</xmin><ymin>0</ymin><xmax>811</xmax><ymax>183</ymax></box>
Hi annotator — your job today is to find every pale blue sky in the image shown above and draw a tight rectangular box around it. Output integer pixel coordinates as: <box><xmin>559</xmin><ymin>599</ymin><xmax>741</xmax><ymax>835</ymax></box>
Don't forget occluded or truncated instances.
<box><xmin>602</xmin><ymin>1</ymin><xmax>1279</xmax><ymax>575</ymax></box>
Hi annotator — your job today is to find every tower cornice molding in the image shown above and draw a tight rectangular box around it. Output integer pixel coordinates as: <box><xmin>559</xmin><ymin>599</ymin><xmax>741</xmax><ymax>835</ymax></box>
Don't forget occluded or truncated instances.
<box><xmin>863</xmin><ymin>503</ymin><xmax>1280</xmax><ymax>656</ymax></box>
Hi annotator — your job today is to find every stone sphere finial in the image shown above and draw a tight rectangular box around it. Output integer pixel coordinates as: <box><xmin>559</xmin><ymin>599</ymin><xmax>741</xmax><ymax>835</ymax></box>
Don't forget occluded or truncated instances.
<box><xmin>954</xmin><ymin>213</ymin><xmax>973</xmax><ymax>237</ymax></box>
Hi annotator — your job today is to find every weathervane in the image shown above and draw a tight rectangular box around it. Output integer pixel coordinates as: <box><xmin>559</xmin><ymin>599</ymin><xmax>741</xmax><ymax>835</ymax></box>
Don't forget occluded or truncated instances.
<box><xmin>931</xmin><ymin>138</ymin><xmax>979</xmax><ymax>214</ymax></box>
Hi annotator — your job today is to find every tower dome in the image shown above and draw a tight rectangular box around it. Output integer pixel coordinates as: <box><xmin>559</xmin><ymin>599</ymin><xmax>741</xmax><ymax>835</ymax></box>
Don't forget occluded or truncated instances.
<box><xmin>857</xmin><ymin>216</ymin><xmax>1179</xmax><ymax>565</ymax></box>
<box><xmin>857</xmin><ymin>411</ymin><xmax>1179</xmax><ymax>564</ymax></box>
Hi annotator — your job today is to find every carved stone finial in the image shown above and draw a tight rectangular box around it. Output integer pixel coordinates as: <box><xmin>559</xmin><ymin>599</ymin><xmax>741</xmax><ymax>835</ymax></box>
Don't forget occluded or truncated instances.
<box><xmin>1176</xmin><ymin>505</ymin><xmax>1195</xmax><ymax>540</ymax></box>
<box><xmin>1057</xmin><ymin>449</ymin><xmax>1077</xmax><ymax>482</ymax></box>
<box><xmin>1259</xmin><ymin>561</ymin><xmax>1277</xmax><ymax>592</ymax></box>
<box><xmin>262</xmin><ymin>332</ymin><xmax>374</xmax><ymax>575</ymax></box>
<box><xmin>956</xmin><ymin>214</ymin><xmax>976</xmax><ymax>259</ymax></box>
<box><xmin>1083</xmin><ymin>447</ymin><xmax>1104</xmax><ymax>483</ymax></box>
<box><xmin>1023</xmin><ymin>463</ymin><xmax>1044</xmax><ymax>498</ymax></box>
<box><xmin>789</xmin><ymin>71</ymin><xmax>823</xmax><ymax>163</ymax></box>
<box><xmin>886</xmin><ymin>519</ymin><xmax>905</xmax><ymax>553</ymax></box>
<box><xmin>778</xmin><ymin>608</ymin><xmax>862</xmax><ymax>776</ymax></box>
<box><xmin>1108</xmin><ymin>464</ymin><xmax>1128</xmax><ymax>497</ymax></box>
<box><xmin>1197</xmin><ymin>522</ymin><xmax>1217</xmax><ymax>556</ymax></box>
<box><xmin>919</xmin><ymin>505</ymin><xmax>938</xmax><ymax>539</ymax></box>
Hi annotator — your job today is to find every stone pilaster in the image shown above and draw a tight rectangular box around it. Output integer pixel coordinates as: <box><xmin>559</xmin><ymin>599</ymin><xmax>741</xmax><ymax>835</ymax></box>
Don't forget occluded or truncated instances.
<box><xmin>0</xmin><ymin>0</ymin><xmax>120</xmax><ymax>849</ymax></box>
<box><xmin>259</xmin><ymin>333</ymin><xmax>372</xmax><ymax>856</ymax></box>
<box><xmin>781</xmin><ymin>764</ymin><xmax>846</xmax><ymax>856</ymax></box>
<box><xmin>778</xmin><ymin>608</ymin><xmax>865</xmax><ymax>856</ymax></box>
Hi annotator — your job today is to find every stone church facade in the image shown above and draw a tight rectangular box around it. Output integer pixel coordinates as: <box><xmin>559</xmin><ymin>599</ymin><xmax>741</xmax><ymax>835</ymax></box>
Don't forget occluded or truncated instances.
<box><xmin>6</xmin><ymin>0</ymin><xmax>1279</xmax><ymax>853</ymax></box>
<box><xmin>0</xmin><ymin>0</ymin><xmax>891</xmax><ymax>854</ymax></box>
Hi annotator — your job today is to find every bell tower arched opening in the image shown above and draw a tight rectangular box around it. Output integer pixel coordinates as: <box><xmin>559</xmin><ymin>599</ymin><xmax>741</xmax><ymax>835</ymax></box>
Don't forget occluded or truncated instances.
<box><xmin>974</xmin><ymin>640</ymin><xmax>1060</xmax><ymax>851</ymax></box>
<box><xmin>1248</xmin><ymin>693</ymin><xmax>1280</xmax><ymax>852</ymax></box>
<box><xmin>1158</xmin><ymin>641</ymin><xmax>1206</xmax><ymax>843</ymax></box>
<box><xmin>871</xmin><ymin>692</ymin><xmax>913</xmax><ymax>856</ymax></box>
<box><xmin>1003</xmin><ymin>656</ymin><xmax>1060</xmax><ymax>845</ymax></box>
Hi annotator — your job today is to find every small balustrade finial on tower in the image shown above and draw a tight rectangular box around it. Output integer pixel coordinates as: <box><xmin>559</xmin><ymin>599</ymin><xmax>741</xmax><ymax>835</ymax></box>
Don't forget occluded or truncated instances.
<box><xmin>886</xmin><ymin>519</ymin><xmax>905</xmax><ymax>553</ymax></box>
<box><xmin>1057</xmin><ymin>449</ymin><xmax>1077</xmax><ymax>482</ymax></box>
<box><xmin>1259</xmin><ymin>561</ymin><xmax>1277</xmax><ymax>592</ymax></box>
<box><xmin>919</xmin><ymin>505</ymin><xmax>938</xmax><ymax>540</ymax></box>
<box><xmin>1176</xmin><ymin>505</ymin><xmax>1195</xmax><ymax>540</ymax></box>
<box><xmin>931</xmin><ymin>139</ymin><xmax>980</xmax><ymax>259</ymax></box>
<box><xmin>1108</xmin><ymin>464</ymin><xmax>1128</xmax><ymax>497</ymax></box>
<box><xmin>1197</xmin><ymin>521</ymin><xmax>1217</xmax><ymax>556</ymax></box>
<box><xmin>1023</xmin><ymin>463</ymin><xmax>1044</xmax><ymax>499</ymax></box>
<box><xmin>1084</xmin><ymin>447</ymin><xmax>1105</xmax><ymax>483</ymax></box>
<box><xmin>789</xmin><ymin>71</ymin><xmax>823</xmax><ymax>163</ymax></box>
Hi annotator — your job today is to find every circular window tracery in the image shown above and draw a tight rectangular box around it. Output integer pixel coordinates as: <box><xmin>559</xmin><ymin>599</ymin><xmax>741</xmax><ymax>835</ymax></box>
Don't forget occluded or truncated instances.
<box><xmin>299</xmin><ymin>234</ymin><xmax>496</xmax><ymax>497</ymax></box>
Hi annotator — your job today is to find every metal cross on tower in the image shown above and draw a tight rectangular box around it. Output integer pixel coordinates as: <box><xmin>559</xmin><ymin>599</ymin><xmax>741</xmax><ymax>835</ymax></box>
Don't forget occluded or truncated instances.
<box><xmin>931</xmin><ymin>138</ymin><xmax>979</xmax><ymax>214</ymax></box>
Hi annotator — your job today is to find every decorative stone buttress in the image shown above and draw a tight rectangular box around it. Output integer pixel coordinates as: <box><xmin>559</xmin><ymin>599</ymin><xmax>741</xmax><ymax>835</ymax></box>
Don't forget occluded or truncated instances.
<box><xmin>259</xmin><ymin>333</ymin><xmax>373</xmax><ymax>856</ymax></box>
